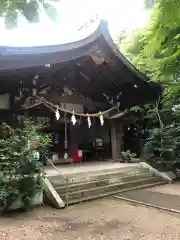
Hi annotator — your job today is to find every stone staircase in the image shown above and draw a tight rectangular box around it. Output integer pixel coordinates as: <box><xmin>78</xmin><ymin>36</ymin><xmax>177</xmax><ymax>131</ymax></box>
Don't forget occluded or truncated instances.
<box><xmin>46</xmin><ymin>164</ymin><xmax>166</xmax><ymax>206</ymax></box>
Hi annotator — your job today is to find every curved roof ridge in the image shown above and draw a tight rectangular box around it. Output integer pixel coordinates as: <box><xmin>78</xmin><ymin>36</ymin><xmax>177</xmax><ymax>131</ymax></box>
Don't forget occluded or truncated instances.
<box><xmin>0</xmin><ymin>20</ymin><xmax>103</xmax><ymax>56</ymax></box>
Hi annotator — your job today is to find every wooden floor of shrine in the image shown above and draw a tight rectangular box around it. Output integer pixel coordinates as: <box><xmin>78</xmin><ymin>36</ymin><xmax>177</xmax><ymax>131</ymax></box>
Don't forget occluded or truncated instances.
<box><xmin>44</xmin><ymin>161</ymin><xmax>141</xmax><ymax>177</ymax></box>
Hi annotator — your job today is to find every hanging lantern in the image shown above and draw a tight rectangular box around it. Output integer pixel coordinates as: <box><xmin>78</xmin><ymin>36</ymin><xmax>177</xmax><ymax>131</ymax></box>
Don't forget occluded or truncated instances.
<box><xmin>19</xmin><ymin>80</ymin><xmax>23</xmax><ymax>97</ymax></box>
<box><xmin>87</xmin><ymin>115</ymin><xmax>91</xmax><ymax>128</ymax></box>
<box><xmin>32</xmin><ymin>78</ymin><xmax>37</xmax><ymax>96</ymax></box>
<box><xmin>19</xmin><ymin>89</ymin><xmax>22</xmax><ymax>97</ymax></box>
<box><xmin>55</xmin><ymin>106</ymin><xmax>60</xmax><ymax>120</ymax></box>
<box><xmin>32</xmin><ymin>88</ymin><xmax>37</xmax><ymax>96</ymax></box>
<box><xmin>64</xmin><ymin>113</ymin><xmax>68</xmax><ymax>159</ymax></box>
<box><xmin>32</xmin><ymin>79</ymin><xmax>36</xmax><ymax>85</ymax></box>
<box><xmin>64</xmin><ymin>152</ymin><xmax>68</xmax><ymax>159</ymax></box>
<box><xmin>99</xmin><ymin>112</ymin><xmax>104</xmax><ymax>126</ymax></box>
<box><xmin>71</xmin><ymin>111</ymin><xmax>76</xmax><ymax>125</ymax></box>
<box><xmin>34</xmin><ymin>74</ymin><xmax>39</xmax><ymax>80</ymax></box>
<box><xmin>64</xmin><ymin>114</ymin><xmax>68</xmax><ymax>150</ymax></box>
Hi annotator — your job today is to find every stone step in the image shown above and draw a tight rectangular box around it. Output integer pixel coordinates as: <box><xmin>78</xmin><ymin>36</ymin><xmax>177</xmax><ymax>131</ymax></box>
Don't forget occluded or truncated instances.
<box><xmin>59</xmin><ymin>176</ymin><xmax>163</xmax><ymax>204</ymax></box>
<box><xmin>63</xmin><ymin>166</ymin><xmax>149</xmax><ymax>178</ymax></box>
<box><xmin>56</xmin><ymin>172</ymin><xmax>154</xmax><ymax>194</ymax></box>
<box><xmin>66</xmin><ymin>181</ymin><xmax>166</xmax><ymax>205</ymax></box>
<box><xmin>49</xmin><ymin>167</ymin><xmax>150</xmax><ymax>187</ymax></box>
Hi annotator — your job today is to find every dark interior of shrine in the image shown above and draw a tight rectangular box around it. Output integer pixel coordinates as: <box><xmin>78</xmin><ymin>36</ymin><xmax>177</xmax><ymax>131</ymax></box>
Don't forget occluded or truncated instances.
<box><xmin>0</xmin><ymin>20</ymin><xmax>161</xmax><ymax>163</ymax></box>
<box><xmin>0</xmin><ymin>56</ymin><xmax>160</xmax><ymax>110</ymax></box>
<box><xmin>0</xmin><ymin>20</ymin><xmax>161</xmax><ymax>109</ymax></box>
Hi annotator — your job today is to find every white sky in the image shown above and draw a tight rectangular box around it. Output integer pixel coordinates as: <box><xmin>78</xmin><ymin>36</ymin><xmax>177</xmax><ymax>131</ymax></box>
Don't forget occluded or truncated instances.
<box><xmin>0</xmin><ymin>0</ymin><xmax>149</xmax><ymax>47</ymax></box>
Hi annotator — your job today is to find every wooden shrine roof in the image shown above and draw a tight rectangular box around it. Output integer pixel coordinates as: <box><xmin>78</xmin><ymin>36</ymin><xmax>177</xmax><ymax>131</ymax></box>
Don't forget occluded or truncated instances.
<box><xmin>0</xmin><ymin>20</ymin><xmax>161</xmax><ymax>110</ymax></box>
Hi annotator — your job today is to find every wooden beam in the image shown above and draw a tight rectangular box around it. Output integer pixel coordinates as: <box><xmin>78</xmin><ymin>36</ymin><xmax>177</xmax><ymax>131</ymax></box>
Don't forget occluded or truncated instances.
<box><xmin>40</xmin><ymin>93</ymin><xmax>108</xmax><ymax>108</ymax></box>
<box><xmin>88</xmin><ymin>57</ymin><xmax>118</xmax><ymax>96</ymax></box>
<box><xmin>110</xmin><ymin>110</ymin><xmax>127</xmax><ymax>119</ymax></box>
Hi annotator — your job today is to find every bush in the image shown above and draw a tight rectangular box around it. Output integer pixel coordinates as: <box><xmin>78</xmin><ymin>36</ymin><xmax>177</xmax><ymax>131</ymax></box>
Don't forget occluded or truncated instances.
<box><xmin>0</xmin><ymin>121</ymin><xmax>52</xmax><ymax>212</ymax></box>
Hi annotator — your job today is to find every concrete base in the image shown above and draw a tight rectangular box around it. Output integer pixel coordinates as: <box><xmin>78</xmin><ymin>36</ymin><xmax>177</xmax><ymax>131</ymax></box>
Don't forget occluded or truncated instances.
<box><xmin>44</xmin><ymin>161</ymin><xmax>167</xmax><ymax>207</ymax></box>
<box><xmin>161</xmin><ymin>171</ymin><xmax>176</xmax><ymax>181</ymax></box>
<box><xmin>45</xmin><ymin>162</ymin><xmax>141</xmax><ymax>177</ymax></box>
<box><xmin>140</xmin><ymin>162</ymin><xmax>175</xmax><ymax>183</ymax></box>
<box><xmin>9</xmin><ymin>190</ymin><xmax>43</xmax><ymax>210</ymax></box>
<box><xmin>3</xmin><ymin>175</ymin><xmax>43</xmax><ymax>211</ymax></box>
<box><xmin>40</xmin><ymin>177</ymin><xmax>65</xmax><ymax>208</ymax></box>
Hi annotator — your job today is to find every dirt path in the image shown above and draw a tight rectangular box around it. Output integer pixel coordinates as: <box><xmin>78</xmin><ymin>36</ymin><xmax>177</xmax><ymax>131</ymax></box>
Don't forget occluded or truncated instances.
<box><xmin>147</xmin><ymin>182</ymin><xmax>180</xmax><ymax>196</ymax></box>
<box><xmin>116</xmin><ymin>187</ymin><xmax>180</xmax><ymax>211</ymax></box>
<box><xmin>1</xmin><ymin>197</ymin><xmax>180</xmax><ymax>240</ymax></box>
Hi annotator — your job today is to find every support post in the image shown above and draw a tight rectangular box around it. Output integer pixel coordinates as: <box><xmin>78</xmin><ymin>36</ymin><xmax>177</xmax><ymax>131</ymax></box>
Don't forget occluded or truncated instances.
<box><xmin>110</xmin><ymin>121</ymin><xmax>123</xmax><ymax>161</ymax></box>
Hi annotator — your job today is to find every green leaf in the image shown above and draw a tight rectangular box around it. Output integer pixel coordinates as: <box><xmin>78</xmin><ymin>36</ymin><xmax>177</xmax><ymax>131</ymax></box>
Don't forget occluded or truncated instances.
<box><xmin>21</xmin><ymin>0</ymin><xmax>40</xmax><ymax>22</ymax></box>
<box><xmin>4</xmin><ymin>10</ymin><xmax>18</xmax><ymax>29</ymax></box>
<box><xmin>43</xmin><ymin>2</ymin><xmax>58</xmax><ymax>21</ymax></box>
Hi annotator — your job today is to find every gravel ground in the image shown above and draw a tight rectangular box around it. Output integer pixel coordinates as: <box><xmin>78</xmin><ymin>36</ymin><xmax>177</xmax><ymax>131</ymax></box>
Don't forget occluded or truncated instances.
<box><xmin>1</xmin><ymin>198</ymin><xmax>180</xmax><ymax>240</ymax></box>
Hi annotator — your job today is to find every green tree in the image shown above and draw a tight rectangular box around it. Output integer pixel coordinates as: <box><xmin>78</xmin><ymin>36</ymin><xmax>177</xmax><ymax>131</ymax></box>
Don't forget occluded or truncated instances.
<box><xmin>119</xmin><ymin>0</ymin><xmax>180</xmax><ymax>106</ymax></box>
<box><xmin>0</xmin><ymin>121</ymin><xmax>52</xmax><ymax>212</ymax></box>
<box><xmin>143</xmin><ymin>0</ymin><xmax>156</xmax><ymax>9</ymax></box>
<box><xmin>120</xmin><ymin>0</ymin><xmax>180</xmax><ymax>84</ymax></box>
<box><xmin>118</xmin><ymin>0</ymin><xmax>180</xmax><ymax>169</ymax></box>
<box><xmin>0</xmin><ymin>0</ymin><xmax>59</xmax><ymax>29</ymax></box>
<box><xmin>143</xmin><ymin>0</ymin><xmax>180</xmax><ymax>82</ymax></box>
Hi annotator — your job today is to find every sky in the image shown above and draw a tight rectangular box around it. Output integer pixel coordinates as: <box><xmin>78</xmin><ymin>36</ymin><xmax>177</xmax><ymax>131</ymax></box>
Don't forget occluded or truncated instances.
<box><xmin>0</xmin><ymin>0</ymin><xmax>150</xmax><ymax>47</ymax></box>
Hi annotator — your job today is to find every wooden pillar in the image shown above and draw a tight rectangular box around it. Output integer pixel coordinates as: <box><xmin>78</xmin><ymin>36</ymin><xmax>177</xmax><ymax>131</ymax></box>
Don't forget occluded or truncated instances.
<box><xmin>111</xmin><ymin>124</ymin><xmax>117</xmax><ymax>161</ymax></box>
<box><xmin>110</xmin><ymin>121</ymin><xmax>123</xmax><ymax>161</ymax></box>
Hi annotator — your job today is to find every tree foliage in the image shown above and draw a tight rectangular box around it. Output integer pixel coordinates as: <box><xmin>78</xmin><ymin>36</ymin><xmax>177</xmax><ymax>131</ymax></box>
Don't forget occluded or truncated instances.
<box><xmin>119</xmin><ymin>0</ymin><xmax>180</xmax><ymax>107</ymax></box>
<box><xmin>0</xmin><ymin>0</ymin><xmax>59</xmax><ymax>29</ymax></box>
<box><xmin>118</xmin><ymin>0</ymin><xmax>180</xmax><ymax>169</ymax></box>
<box><xmin>119</xmin><ymin>0</ymin><xmax>180</xmax><ymax>84</ymax></box>
<box><xmin>0</xmin><ymin>121</ymin><xmax>51</xmax><ymax>212</ymax></box>
<box><xmin>143</xmin><ymin>0</ymin><xmax>156</xmax><ymax>9</ymax></box>
<box><xmin>141</xmin><ymin>102</ymin><xmax>180</xmax><ymax>170</ymax></box>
